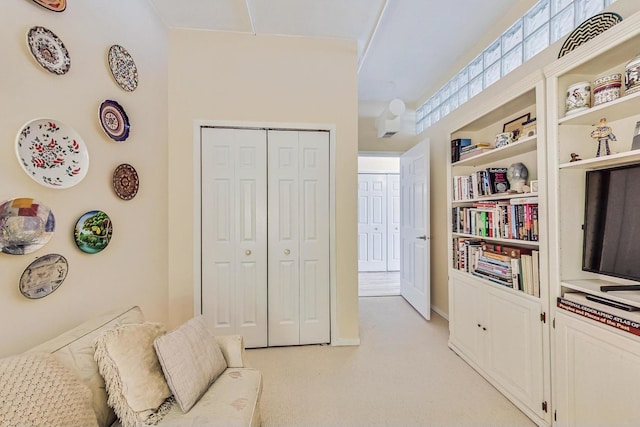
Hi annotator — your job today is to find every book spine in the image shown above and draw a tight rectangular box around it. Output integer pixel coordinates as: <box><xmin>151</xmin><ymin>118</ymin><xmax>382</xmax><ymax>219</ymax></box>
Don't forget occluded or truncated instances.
<box><xmin>557</xmin><ymin>297</ymin><xmax>640</xmax><ymax>337</ymax></box>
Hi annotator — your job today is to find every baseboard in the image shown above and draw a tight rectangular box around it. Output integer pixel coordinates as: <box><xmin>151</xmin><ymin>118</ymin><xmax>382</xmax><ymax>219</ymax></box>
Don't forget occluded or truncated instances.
<box><xmin>431</xmin><ymin>305</ymin><xmax>449</xmax><ymax>321</ymax></box>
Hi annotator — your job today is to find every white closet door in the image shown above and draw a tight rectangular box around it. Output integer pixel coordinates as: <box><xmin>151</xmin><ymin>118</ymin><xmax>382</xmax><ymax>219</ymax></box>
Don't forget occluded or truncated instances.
<box><xmin>268</xmin><ymin>130</ymin><xmax>330</xmax><ymax>346</ymax></box>
<box><xmin>357</xmin><ymin>174</ymin><xmax>388</xmax><ymax>272</ymax></box>
<box><xmin>387</xmin><ymin>174</ymin><xmax>401</xmax><ymax>271</ymax></box>
<box><xmin>201</xmin><ymin>128</ymin><xmax>268</xmax><ymax>348</ymax></box>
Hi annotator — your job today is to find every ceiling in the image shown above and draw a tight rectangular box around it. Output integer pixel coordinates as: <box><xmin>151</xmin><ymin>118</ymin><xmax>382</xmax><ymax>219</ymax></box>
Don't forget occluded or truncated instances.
<box><xmin>149</xmin><ymin>0</ymin><xmax>526</xmax><ymax>138</ymax></box>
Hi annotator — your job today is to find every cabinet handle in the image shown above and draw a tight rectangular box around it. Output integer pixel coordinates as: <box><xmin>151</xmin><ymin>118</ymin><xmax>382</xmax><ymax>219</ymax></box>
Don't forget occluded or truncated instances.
<box><xmin>482</xmin><ymin>327</ymin><xmax>487</xmax><ymax>331</ymax></box>
<box><xmin>284</xmin><ymin>249</ymin><xmax>290</xmax><ymax>255</ymax></box>
<box><xmin>245</xmin><ymin>250</ymin><xmax>251</xmax><ymax>256</ymax></box>
<box><xmin>477</xmin><ymin>324</ymin><xmax>481</xmax><ymax>328</ymax></box>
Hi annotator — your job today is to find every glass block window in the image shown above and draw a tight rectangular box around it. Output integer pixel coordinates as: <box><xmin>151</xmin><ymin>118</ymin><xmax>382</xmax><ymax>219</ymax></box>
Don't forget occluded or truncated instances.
<box><xmin>416</xmin><ymin>0</ymin><xmax>617</xmax><ymax>133</ymax></box>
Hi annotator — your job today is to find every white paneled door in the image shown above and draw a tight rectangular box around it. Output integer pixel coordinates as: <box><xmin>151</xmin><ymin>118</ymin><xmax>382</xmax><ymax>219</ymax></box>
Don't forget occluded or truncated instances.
<box><xmin>268</xmin><ymin>130</ymin><xmax>330</xmax><ymax>346</ymax></box>
<box><xmin>201</xmin><ymin>127</ymin><xmax>330</xmax><ymax>348</ymax></box>
<box><xmin>400</xmin><ymin>141</ymin><xmax>431</xmax><ymax>320</ymax></box>
<box><xmin>357</xmin><ymin>174</ymin><xmax>387</xmax><ymax>272</ymax></box>
<box><xmin>387</xmin><ymin>174</ymin><xmax>401</xmax><ymax>271</ymax></box>
<box><xmin>201</xmin><ymin>128</ymin><xmax>268</xmax><ymax>347</ymax></box>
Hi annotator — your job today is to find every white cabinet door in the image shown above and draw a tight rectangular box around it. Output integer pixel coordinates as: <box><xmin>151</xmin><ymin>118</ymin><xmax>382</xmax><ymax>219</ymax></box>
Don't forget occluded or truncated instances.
<box><xmin>387</xmin><ymin>174</ymin><xmax>401</xmax><ymax>271</ymax></box>
<box><xmin>357</xmin><ymin>174</ymin><xmax>387</xmax><ymax>272</ymax></box>
<box><xmin>484</xmin><ymin>287</ymin><xmax>544</xmax><ymax>418</ymax></box>
<box><xmin>555</xmin><ymin>312</ymin><xmax>640</xmax><ymax>427</ymax></box>
<box><xmin>201</xmin><ymin>128</ymin><xmax>268</xmax><ymax>348</ymax></box>
<box><xmin>268</xmin><ymin>130</ymin><xmax>330</xmax><ymax>346</ymax></box>
<box><xmin>449</xmin><ymin>274</ymin><xmax>484</xmax><ymax>364</ymax></box>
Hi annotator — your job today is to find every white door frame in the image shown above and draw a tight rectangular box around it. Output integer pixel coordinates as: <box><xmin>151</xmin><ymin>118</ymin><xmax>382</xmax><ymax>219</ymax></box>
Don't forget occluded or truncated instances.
<box><xmin>193</xmin><ymin>120</ymin><xmax>340</xmax><ymax>345</ymax></box>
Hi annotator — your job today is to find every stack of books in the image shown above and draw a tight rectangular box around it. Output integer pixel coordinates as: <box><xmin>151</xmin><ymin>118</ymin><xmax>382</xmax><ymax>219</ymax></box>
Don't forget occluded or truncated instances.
<box><xmin>458</xmin><ymin>143</ymin><xmax>494</xmax><ymax>161</ymax></box>
<box><xmin>452</xmin><ymin>167</ymin><xmax>509</xmax><ymax>200</ymax></box>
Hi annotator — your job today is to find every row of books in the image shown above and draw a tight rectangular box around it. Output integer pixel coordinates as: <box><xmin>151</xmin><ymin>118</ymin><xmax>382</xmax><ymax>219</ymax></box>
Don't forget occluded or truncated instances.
<box><xmin>453</xmin><ymin>238</ymin><xmax>540</xmax><ymax>297</ymax></box>
<box><xmin>451</xmin><ymin>138</ymin><xmax>494</xmax><ymax>163</ymax></box>
<box><xmin>452</xmin><ymin>167</ymin><xmax>509</xmax><ymax>200</ymax></box>
<box><xmin>452</xmin><ymin>197</ymin><xmax>539</xmax><ymax>241</ymax></box>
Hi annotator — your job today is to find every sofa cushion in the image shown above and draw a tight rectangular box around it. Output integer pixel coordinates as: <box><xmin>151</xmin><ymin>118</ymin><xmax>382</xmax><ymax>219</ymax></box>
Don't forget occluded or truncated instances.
<box><xmin>154</xmin><ymin>315</ymin><xmax>227</xmax><ymax>412</ymax></box>
<box><xmin>156</xmin><ymin>368</ymin><xmax>262</xmax><ymax>427</ymax></box>
<box><xmin>0</xmin><ymin>352</ymin><xmax>99</xmax><ymax>427</ymax></box>
<box><xmin>27</xmin><ymin>305</ymin><xmax>144</xmax><ymax>427</ymax></box>
<box><xmin>94</xmin><ymin>322</ymin><xmax>173</xmax><ymax>427</ymax></box>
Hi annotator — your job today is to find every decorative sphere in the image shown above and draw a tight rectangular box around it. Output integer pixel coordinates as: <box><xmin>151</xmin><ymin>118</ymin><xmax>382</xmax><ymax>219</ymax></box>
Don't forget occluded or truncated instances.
<box><xmin>507</xmin><ymin>162</ymin><xmax>528</xmax><ymax>192</ymax></box>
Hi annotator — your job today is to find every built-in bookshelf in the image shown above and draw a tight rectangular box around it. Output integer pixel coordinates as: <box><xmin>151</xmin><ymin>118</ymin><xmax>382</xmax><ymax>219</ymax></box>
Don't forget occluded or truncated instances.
<box><xmin>544</xmin><ymin>11</ymin><xmax>640</xmax><ymax>426</ymax></box>
<box><xmin>446</xmin><ymin>71</ymin><xmax>551</xmax><ymax>426</ymax></box>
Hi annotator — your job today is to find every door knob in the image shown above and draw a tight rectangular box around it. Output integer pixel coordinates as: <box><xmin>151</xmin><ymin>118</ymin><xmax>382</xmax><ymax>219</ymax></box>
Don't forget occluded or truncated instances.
<box><xmin>284</xmin><ymin>249</ymin><xmax>290</xmax><ymax>255</ymax></box>
<box><xmin>417</xmin><ymin>235</ymin><xmax>427</xmax><ymax>240</ymax></box>
<box><xmin>245</xmin><ymin>250</ymin><xmax>251</xmax><ymax>256</ymax></box>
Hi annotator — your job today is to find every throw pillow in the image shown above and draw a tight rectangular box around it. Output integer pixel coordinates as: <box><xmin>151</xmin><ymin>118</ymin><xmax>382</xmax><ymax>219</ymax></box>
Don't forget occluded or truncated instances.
<box><xmin>154</xmin><ymin>315</ymin><xmax>228</xmax><ymax>412</ymax></box>
<box><xmin>0</xmin><ymin>352</ymin><xmax>98</xmax><ymax>427</ymax></box>
<box><xmin>94</xmin><ymin>322</ymin><xmax>173</xmax><ymax>427</ymax></box>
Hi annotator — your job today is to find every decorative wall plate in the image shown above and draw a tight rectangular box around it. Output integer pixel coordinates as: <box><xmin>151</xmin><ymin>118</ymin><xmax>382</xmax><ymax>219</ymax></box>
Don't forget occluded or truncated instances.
<box><xmin>74</xmin><ymin>210</ymin><xmax>112</xmax><ymax>254</ymax></box>
<box><xmin>112</xmin><ymin>164</ymin><xmax>139</xmax><ymax>200</ymax></box>
<box><xmin>27</xmin><ymin>26</ymin><xmax>70</xmax><ymax>75</ymax></box>
<box><xmin>558</xmin><ymin>12</ymin><xmax>623</xmax><ymax>58</ymax></box>
<box><xmin>99</xmin><ymin>100</ymin><xmax>130</xmax><ymax>142</ymax></box>
<box><xmin>0</xmin><ymin>198</ymin><xmax>55</xmax><ymax>255</ymax></box>
<box><xmin>108</xmin><ymin>45</ymin><xmax>138</xmax><ymax>92</ymax></box>
<box><xmin>16</xmin><ymin>118</ymin><xmax>89</xmax><ymax>189</ymax></box>
<box><xmin>31</xmin><ymin>0</ymin><xmax>66</xmax><ymax>12</ymax></box>
<box><xmin>19</xmin><ymin>254</ymin><xmax>68</xmax><ymax>299</ymax></box>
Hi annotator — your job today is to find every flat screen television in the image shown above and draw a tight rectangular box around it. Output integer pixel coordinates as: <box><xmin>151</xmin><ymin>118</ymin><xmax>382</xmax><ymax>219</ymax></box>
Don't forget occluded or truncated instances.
<box><xmin>583</xmin><ymin>163</ymin><xmax>640</xmax><ymax>282</ymax></box>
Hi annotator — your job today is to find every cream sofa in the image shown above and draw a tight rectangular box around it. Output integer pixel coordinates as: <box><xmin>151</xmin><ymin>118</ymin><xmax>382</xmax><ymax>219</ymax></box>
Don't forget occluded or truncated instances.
<box><xmin>27</xmin><ymin>306</ymin><xmax>262</xmax><ymax>427</ymax></box>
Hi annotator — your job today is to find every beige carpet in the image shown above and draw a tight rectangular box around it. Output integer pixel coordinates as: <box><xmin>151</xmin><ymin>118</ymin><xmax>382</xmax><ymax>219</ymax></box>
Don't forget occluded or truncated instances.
<box><xmin>245</xmin><ymin>296</ymin><xmax>537</xmax><ymax>427</ymax></box>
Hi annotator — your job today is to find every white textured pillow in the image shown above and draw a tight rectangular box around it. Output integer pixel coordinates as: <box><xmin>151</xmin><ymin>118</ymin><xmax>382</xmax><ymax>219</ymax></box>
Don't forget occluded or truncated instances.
<box><xmin>154</xmin><ymin>315</ymin><xmax>227</xmax><ymax>412</ymax></box>
<box><xmin>0</xmin><ymin>352</ymin><xmax>98</xmax><ymax>427</ymax></box>
<box><xmin>94</xmin><ymin>322</ymin><xmax>173</xmax><ymax>427</ymax></box>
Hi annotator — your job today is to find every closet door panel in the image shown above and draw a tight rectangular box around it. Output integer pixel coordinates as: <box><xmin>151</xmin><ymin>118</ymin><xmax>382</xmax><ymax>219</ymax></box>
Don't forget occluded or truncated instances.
<box><xmin>298</xmin><ymin>131</ymin><xmax>330</xmax><ymax>345</ymax></box>
<box><xmin>201</xmin><ymin>128</ymin><xmax>268</xmax><ymax>348</ymax></box>
<box><xmin>268</xmin><ymin>130</ymin><xmax>301</xmax><ymax>346</ymax></box>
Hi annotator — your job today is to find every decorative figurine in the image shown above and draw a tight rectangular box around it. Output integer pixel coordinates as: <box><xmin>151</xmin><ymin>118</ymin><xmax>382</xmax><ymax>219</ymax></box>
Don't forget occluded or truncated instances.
<box><xmin>506</xmin><ymin>162</ymin><xmax>529</xmax><ymax>193</ymax></box>
<box><xmin>590</xmin><ymin>118</ymin><xmax>616</xmax><ymax>157</ymax></box>
<box><xmin>570</xmin><ymin>152</ymin><xmax>582</xmax><ymax>162</ymax></box>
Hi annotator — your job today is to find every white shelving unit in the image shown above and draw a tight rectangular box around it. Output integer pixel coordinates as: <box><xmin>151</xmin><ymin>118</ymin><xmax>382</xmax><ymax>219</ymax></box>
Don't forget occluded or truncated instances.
<box><xmin>545</xmin><ymin>11</ymin><xmax>640</xmax><ymax>427</ymax></box>
<box><xmin>446</xmin><ymin>71</ymin><xmax>551</xmax><ymax>427</ymax></box>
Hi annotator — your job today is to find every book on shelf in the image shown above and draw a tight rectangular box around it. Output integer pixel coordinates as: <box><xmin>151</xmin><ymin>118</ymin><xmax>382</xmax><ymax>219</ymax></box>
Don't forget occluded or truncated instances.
<box><xmin>557</xmin><ymin>293</ymin><xmax>640</xmax><ymax>337</ymax></box>
<box><xmin>458</xmin><ymin>147</ymin><xmax>494</xmax><ymax>161</ymax></box>
<box><xmin>451</xmin><ymin>203</ymin><xmax>538</xmax><ymax>241</ymax></box>
<box><xmin>450</xmin><ymin>138</ymin><xmax>472</xmax><ymax>163</ymax></box>
<box><xmin>460</xmin><ymin>143</ymin><xmax>492</xmax><ymax>153</ymax></box>
<box><xmin>452</xmin><ymin>237</ymin><xmax>540</xmax><ymax>296</ymax></box>
<box><xmin>487</xmin><ymin>167</ymin><xmax>509</xmax><ymax>194</ymax></box>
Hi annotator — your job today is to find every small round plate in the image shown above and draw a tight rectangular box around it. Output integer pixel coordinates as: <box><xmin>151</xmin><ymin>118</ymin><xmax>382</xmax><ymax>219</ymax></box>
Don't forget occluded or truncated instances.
<box><xmin>30</xmin><ymin>0</ymin><xmax>66</xmax><ymax>12</ymax></box>
<box><xmin>20</xmin><ymin>254</ymin><xmax>68</xmax><ymax>299</ymax></box>
<box><xmin>27</xmin><ymin>26</ymin><xmax>70</xmax><ymax>75</ymax></box>
<box><xmin>15</xmin><ymin>118</ymin><xmax>89</xmax><ymax>189</ymax></box>
<box><xmin>112</xmin><ymin>164</ymin><xmax>139</xmax><ymax>200</ymax></box>
<box><xmin>108</xmin><ymin>45</ymin><xmax>138</xmax><ymax>92</ymax></box>
<box><xmin>99</xmin><ymin>100</ymin><xmax>130</xmax><ymax>142</ymax></box>
<box><xmin>74</xmin><ymin>210</ymin><xmax>113</xmax><ymax>254</ymax></box>
<box><xmin>0</xmin><ymin>198</ymin><xmax>55</xmax><ymax>255</ymax></box>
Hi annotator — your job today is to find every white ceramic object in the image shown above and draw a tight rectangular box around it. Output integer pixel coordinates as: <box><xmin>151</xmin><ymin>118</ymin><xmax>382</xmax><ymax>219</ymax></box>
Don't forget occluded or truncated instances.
<box><xmin>15</xmin><ymin>118</ymin><xmax>89</xmax><ymax>189</ymax></box>
<box><xmin>625</xmin><ymin>54</ymin><xmax>640</xmax><ymax>95</ymax></box>
<box><xmin>593</xmin><ymin>73</ymin><xmax>622</xmax><ymax>105</ymax></box>
<box><xmin>565</xmin><ymin>81</ymin><xmax>591</xmax><ymax>115</ymax></box>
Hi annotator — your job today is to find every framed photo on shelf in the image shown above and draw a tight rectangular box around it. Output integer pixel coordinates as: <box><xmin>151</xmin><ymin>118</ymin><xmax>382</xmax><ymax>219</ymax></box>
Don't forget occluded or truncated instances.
<box><xmin>503</xmin><ymin>113</ymin><xmax>531</xmax><ymax>140</ymax></box>
<box><xmin>530</xmin><ymin>180</ymin><xmax>539</xmax><ymax>193</ymax></box>
<box><xmin>632</xmin><ymin>121</ymin><xmax>640</xmax><ymax>150</ymax></box>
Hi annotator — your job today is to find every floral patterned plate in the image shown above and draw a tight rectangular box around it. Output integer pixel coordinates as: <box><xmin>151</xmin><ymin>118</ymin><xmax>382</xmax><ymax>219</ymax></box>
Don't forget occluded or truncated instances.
<box><xmin>0</xmin><ymin>198</ymin><xmax>55</xmax><ymax>255</ymax></box>
<box><xmin>108</xmin><ymin>45</ymin><xmax>138</xmax><ymax>92</ymax></box>
<box><xmin>99</xmin><ymin>99</ymin><xmax>130</xmax><ymax>142</ymax></box>
<box><xmin>112</xmin><ymin>163</ymin><xmax>139</xmax><ymax>200</ymax></box>
<box><xmin>74</xmin><ymin>210</ymin><xmax>113</xmax><ymax>254</ymax></box>
<box><xmin>27</xmin><ymin>26</ymin><xmax>70</xmax><ymax>75</ymax></box>
<box><xmin>15</xmin><ymin>118</ymin><xmax>89</xmax><ymax>189</ymax></box>
<box><xmin>30</xmin><ymin>0</ymin><xmax>67</xmax><ymax>12</ymax></box>
<box><xmin>19</xmin><ymin>254</ymin><xmax>68</xmax><ymax>299</ymax></box>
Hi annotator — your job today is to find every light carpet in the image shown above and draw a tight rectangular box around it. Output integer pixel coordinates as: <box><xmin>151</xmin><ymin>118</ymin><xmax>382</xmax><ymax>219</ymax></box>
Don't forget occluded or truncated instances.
<box><xmin>245</xmin><ymin>296</ymin><xmax>537</xmax><ymax>427</ymax></box>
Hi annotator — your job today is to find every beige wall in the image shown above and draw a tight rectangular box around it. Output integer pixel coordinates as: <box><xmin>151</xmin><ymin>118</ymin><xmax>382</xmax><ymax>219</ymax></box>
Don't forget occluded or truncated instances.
<box><xmin>0</xmin><ymin>1</ymin><xmax>169</xmax><ymax>357</ymax></box>
<box><xmin>167</xmin><ymin>30</ymin><xmax>360</xmax><ymax>342</ymax></box>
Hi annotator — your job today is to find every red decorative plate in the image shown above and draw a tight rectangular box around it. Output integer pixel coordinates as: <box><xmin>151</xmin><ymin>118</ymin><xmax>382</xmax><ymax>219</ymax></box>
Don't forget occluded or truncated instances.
<box><xmin>112</xmin><ymin>164</ymin><xmax>139</xmax><ymax>200</ymax></box>
<box><xmin>31</xmin><ymin>0</ymin><xmax>66</xmax><ymax>12</ymax></box>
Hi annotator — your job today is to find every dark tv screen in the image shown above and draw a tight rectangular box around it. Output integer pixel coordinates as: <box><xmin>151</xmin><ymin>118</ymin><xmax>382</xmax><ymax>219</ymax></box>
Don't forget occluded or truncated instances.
<box><xmin>583</xmin><ymin>164</ymin><xmax>640</xmax><ymax>281</ymax></box>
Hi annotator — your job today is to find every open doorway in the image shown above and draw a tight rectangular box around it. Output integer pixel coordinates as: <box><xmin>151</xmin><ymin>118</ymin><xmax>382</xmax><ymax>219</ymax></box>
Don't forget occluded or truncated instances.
<box><xmin>357</xmin><ymin>154</ymin><xmax>401</xmax><ymax>297</ymax></box>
